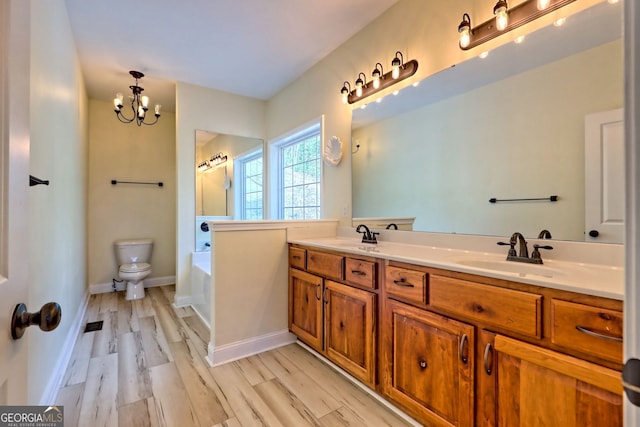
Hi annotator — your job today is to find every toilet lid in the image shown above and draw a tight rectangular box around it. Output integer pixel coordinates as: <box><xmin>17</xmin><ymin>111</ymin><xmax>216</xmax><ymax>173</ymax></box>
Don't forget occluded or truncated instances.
<box><xmin>119</xmin><ymin>262</ymin><xmax>151</xmax><ymax>273</ymax></box>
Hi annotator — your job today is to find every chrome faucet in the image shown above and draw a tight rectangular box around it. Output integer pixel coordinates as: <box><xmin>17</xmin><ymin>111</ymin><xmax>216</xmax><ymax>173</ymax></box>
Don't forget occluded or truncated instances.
<box><xmin>356</xmin><ymin>224</ymin><xmax>379</xmax><ymax>244</ymax></box>
<box><xmin>497</xmin><ymin>232</ymin><xmax>553</xmax><ymax>264</ymax></box>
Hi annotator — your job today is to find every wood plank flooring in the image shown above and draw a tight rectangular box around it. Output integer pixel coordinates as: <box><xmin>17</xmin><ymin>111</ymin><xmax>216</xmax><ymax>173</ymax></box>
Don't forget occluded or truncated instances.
<box><xmin>56</xmin><ymin>285</ymin><xmax>415</xmax><ymax>427</ymax></box>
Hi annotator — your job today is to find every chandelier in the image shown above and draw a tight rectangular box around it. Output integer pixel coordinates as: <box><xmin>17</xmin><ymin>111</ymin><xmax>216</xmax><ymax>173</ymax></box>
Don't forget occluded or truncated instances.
<box><xmin>113</xmin><ymin>70</ymin><xmax>161</xmax><ymax>126</ymax></box>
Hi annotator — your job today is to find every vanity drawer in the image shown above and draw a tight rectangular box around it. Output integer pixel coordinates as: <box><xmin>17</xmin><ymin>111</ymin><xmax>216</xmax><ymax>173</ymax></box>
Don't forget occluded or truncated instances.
<box><xmin>551</xmin><ymin>299</ymin><xmax>623</xmax><ymax>363</ymax></box>
<box><xmin>345</xmin><ymin>258</ymin><xmax>376</xmax><ymax>289</ymax></box>
<box><xmin>289</xmin><ymin>247</ymin><xmax>306</xmax><ymax>270</ymax></box>
<box><xmin>385</xmin><ymin>266</ymin><xmax>426</xmax><ymax>303</ymax></box>
<box><xmin>307</xmin><ymin>250</ymin><xmax>344</xmax><ymax>281</ymax></box>
<box><xmin>429</xmin><ymin>275</ymin><xmax>542</xmax><ymax>338</ymax></box>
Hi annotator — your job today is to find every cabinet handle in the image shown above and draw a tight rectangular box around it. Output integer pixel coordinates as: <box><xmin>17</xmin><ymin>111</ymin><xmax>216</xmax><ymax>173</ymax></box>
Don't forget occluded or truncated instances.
<box><xmin>576</xmin><ymin>325</ymin><xmax>623</xmax><ymax>342</ymax></box>
<box><xmin>315</xmin><ymin>284</ymin><xmax>321</xmax><ymax>301</ymax></box>
<box><xmin>323</xmin><ymin>288</ymin><xmax>328</xmax><ymax>305</ymax></box>
<box><xmin>292</xmin><ymin>255</ymin><xmax>301</xmax><ymax>260</ymax></box>
<box><xmin>483</xmin><ymin>343</ymin><xmax>493</xmax><ymax>375</ymax></box>
<box><xmin>459</xmin><ymin>334</ymin><xmax>469</xmax><ymax>364</ymax></box>
<box><xmin>351</xmin><ymin>270</ymin><xmax>366</xmax><ymax>276</ymax></box>
<box><xmin>419</xmin><ymin>359</ymin><xmax>428</xmax><ymax>369</ymax></box>
<box><xmin>393</xmin><ymin>279</ymin><xmax>414</xmax><ymax>288</ymax></box>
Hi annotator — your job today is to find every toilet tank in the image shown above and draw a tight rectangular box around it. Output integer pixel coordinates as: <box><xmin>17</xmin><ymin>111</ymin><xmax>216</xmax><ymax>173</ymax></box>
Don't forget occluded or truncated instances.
<box><xmin>114</xmin><ymin>238</ymin><xmax>154</xmax><ymax>265</ymax></box>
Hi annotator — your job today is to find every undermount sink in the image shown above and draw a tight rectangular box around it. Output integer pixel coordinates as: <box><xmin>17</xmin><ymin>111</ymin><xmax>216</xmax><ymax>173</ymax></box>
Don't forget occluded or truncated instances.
<box><xmin>455</xmin><ymin>258</ymin><xmax>565</xmax><ymax>278</ymax></box>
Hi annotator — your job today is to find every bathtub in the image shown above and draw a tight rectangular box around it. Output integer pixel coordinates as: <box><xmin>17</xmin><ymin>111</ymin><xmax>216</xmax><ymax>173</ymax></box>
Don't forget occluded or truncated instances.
<box><xmin>191</xmin><ymin>251</ymin><xmax>211</xmax><ymax>327</ymax></box>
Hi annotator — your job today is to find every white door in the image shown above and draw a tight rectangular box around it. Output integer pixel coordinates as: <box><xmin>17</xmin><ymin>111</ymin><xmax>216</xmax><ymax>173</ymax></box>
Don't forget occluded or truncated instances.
<box><xmin>585</xmin><ymin>108</ymin><xmax>625</xmax><ymax>244</ymax></box>
<box><xmin>0</xmin><ymin>0</ymin><xmax>31</xmax><ymax>404</ymax></box>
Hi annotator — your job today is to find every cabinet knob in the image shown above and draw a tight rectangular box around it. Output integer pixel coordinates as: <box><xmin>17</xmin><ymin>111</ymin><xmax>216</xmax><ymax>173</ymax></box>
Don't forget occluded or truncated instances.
<box><xmin>589</xmin><ymin>229</ymin><xmax>600</xmax><ymax>238</ymax></box>
<box><xmin>419</xmin><ymin>359</ymin><xmax>428</xmax><ymax>369</ymax></box>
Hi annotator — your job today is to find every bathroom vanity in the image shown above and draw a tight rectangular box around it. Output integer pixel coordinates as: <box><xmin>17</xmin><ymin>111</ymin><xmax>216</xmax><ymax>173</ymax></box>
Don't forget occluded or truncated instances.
<box><xmin>288</xmin><ymin>236</ymin><xmax>623</xmax><ymax>426</ymax></box>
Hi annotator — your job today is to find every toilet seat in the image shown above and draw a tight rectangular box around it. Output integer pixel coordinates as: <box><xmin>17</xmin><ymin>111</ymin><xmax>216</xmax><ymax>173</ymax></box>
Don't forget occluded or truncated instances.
<box><xmin>119</xmin><ymin>262</ymin><xmax>151</xmax><ymax>273</ymax></box>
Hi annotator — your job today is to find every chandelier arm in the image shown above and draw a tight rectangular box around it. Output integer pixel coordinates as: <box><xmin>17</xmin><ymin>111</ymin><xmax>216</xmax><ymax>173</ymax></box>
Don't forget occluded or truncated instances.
<box><xmin>115</xmin><ymin>110</ymin><xmax>135</xmax><ymax>123</ymax></box>
<box><xmin>140</xmin><ymin>115</ymin><xmax>160</xmax><ymax>126</ymax></box>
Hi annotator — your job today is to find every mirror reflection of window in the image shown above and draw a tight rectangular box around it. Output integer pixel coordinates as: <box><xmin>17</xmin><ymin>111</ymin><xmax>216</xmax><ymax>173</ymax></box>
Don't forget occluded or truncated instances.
<box><xmin>235</xmin><ymin>149</ymin><xmax>264</xmax><ymax>220</ymax></box>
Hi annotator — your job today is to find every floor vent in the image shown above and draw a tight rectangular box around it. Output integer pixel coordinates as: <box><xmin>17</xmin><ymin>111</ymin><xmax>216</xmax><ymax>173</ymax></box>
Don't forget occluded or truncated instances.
<box><xmin>84</xmin><ymin>321</ymin><xmax>103</xmax><ymax>333</ymax></box>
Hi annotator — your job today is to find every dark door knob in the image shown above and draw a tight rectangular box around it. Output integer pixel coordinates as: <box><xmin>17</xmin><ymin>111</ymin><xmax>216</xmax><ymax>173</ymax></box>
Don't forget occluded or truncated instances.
<box><xmin>11</xmin><ymin>302</ymin><xmax>62</xmax><ymax>340</ymax></box>
<box><xmin>589</xmin><ymin>230</ymin><xmax>599</xmax><ymax>238</ymax></box>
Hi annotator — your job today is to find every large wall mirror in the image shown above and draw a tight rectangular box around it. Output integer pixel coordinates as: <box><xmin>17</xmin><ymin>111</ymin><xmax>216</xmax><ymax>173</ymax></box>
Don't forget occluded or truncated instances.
<box><xmin>195</xmin><ymin>130</ymin><xmax>263</xmax><ymax>250</ymax></box>
<box><xmin>352</xmin><ymin>1</ymin><xmax>622</xmax><ymax>243</ymax></box>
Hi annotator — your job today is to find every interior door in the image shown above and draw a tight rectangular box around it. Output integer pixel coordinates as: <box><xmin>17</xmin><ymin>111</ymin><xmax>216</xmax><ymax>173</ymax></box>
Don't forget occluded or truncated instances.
<box><xmin>0</xmin><ymin>0</ymin><xmax>31</xmax><ymax>405</ymax></box>
<box><xmin>585</xmin><ymin>108</ymin><xmax>624</xmax><ymax>243</ymax></box>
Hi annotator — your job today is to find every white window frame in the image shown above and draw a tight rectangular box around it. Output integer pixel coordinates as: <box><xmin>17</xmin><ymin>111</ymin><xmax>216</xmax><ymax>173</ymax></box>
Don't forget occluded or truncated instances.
<box><xmin>268</xmin><ymin>116</ymin><xmax>324</xmax><ymax>220</ymax></box>
<box><xmin>233</xmin><ymin>147</ymin><xmax>264</xmax><ymax>220</ymax></box>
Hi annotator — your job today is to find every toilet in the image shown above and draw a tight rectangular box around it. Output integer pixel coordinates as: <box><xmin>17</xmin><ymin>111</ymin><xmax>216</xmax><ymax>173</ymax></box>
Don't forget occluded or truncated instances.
<box><xmin>114</xmin><ymin>238</ymin><xmax>153</xmax><ymax>300</ymax></box>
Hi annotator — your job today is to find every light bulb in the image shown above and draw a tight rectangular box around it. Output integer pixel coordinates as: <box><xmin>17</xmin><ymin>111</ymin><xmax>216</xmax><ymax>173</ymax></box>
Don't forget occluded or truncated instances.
<box><xmin>137</xmin><ymin>105</ymin><xmax>145</xmax><ymax>118</ymax></box>
<box><xmin>494</xmin><ymin>0</ymin><xmax>509</xmax><ymax>31</ymax></box>
<box><xmin>114</xmin><ymin>93</ymin><xmax>123</xmax><ymax>110</ymax></box>
<box><xmin>459</xmin><ymin>28</ymin><xmax>471</xmax><ymax>48</ymax></box>
<box><xmin>537</xmin><ymin>0</ymin><xmax>550</xmax><ymax>10</ymax></box>
<box><xmin>373</xmin><ymin>75</ymin><xmax>380</xmax><ymax>89</ymax></box>
<box><xmin>141</xmin><ymin>95</ymin><xmax>149</xmax><ymax>108</ymax></box>
<box><xmin>341</xmin><ymin>92</ymin><xmax>348</xmax><ymax>104</ymax></box>
<box><xmin>355</xmin><ymin>75</ymin><xmax>365</xmax><ymax>97</ymax></box>
<box><xmin>495</xmin><ymin>8</ymin><xmax>508</xmax><ymax>31</ymax></box>
<box><xmin>154</xmin><ymin>104</ymin><xmax>162</xmax><ymax>116</ymax></box>
<box><xmin>391</xmin><ymin>54</ymin><xmax>402</xmax><ymax>79</ymax></box>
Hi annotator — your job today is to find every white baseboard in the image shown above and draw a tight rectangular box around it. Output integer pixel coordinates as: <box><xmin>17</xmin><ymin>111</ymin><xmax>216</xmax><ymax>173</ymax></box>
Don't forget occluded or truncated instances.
<box><xmin>295</xmin><ymin>341</ymin><xmax>422</xmax><ymax>427</ymax></box>
<box><xmin>89</xmin><ymin>275</ymin><xmax>175</xmax><ymax>294</ymax></box>
<box><xmin>173</xmin><ymin>294</ymin><xmax>192</xmax><ymax>308</ymax></box>
<box><xmin>39</xmin><ymin>291</ymin><xmax>90</xmax><ymax>405</ymax></box>
<box><xmin>206</xmin><ymin>329</ymin><xmax>296</xmax><ymax>367</ymax></box>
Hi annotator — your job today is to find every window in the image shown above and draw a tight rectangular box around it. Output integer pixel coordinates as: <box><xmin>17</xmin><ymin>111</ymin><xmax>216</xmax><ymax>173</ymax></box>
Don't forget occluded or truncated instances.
<box><xmin>271</xmin><ymin>121</ymin><xmax>322</xmax><ymax>220</ymax></box>
<box><xmin>235</xmin><ymin>149</ymin><xmax>263</xmax><ymax>220</ymax></box>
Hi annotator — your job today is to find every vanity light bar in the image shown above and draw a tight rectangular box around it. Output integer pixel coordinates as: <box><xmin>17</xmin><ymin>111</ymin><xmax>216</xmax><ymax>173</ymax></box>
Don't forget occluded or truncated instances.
<box><xmin>458</xmin><ymin>0</ymin><xmax>576</xmax><ymax>50</ymax></box>
<box><xmin>341</xmin><ymin>53</ymin><xmax>418</xmax><ymax>105</ymax></box>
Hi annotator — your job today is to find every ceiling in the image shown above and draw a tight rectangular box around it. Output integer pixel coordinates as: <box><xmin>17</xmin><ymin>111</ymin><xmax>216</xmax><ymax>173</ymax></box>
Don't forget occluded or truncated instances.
<box><xmin>64</xmin><ymin>0</ymin><xmax>400</xmax><ymax>112</ymax></box>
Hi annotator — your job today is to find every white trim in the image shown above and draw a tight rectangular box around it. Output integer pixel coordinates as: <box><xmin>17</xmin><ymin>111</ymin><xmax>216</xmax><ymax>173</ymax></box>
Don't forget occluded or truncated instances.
<box><xmin>89</xmin><ymin>275</ymin><xmax>176</xmax><ymax>294</ymax></box>
<box><xmin>173</xmin><ymin>294</ymin><xmax>192</xmax><ymax>308</ymax></box>
<box><xmin>205</xmin><ymin>329</ymin><xmax>296</xmax><ymax>367</ymax></box>
<box><xmin>206</xmin><ymin>219</ymin><xmax>338</xmax><ymax>232</ymax></box>
<box><xmin>40</xmin><ymin>291</ymin><xmax>90</xmax><ymax>405</ymax></box>
<box><xmin>625</xmin><ymin>0</ymin><xmax>640</xmax><ymax>422</ymax></box>
<box><xmin>295</xmin><ymin>341</ymin><xmax>422</xmax><ymax>427</ymax></box>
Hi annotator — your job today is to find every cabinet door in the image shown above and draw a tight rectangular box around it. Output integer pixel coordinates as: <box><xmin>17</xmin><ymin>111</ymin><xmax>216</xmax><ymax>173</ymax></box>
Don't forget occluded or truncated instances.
<box><xmin>383</xmin><ymin>299</ymin><xmax>474</xmax><ymax>427</ymax></box>
<box><xmin>479</xmin><ymin>332</ymin><xmax>623</xmax><ymax>427</ymax></box>
<box><xmin>289</xmin><ymin>269</ymin><xmax>323</xmax><ymax>352</ymax></box>
<box><xmin>324</xmin><ymin>280</ymin><xmax>376</xmax><ymax>386</ymax></box>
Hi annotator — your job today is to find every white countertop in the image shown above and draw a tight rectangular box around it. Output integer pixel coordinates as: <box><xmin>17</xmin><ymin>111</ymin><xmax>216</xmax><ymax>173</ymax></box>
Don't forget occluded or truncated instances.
<box><xmin>288</xmin><ymin>236</ymin><xmax>624</xmax><ymax>300</ymax></box>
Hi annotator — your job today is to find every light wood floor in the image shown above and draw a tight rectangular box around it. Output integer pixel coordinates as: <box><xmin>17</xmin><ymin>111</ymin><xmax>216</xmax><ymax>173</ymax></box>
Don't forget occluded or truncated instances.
<box><xmin>55</xmin><ymin>285</ymin><xmax>415</xmax><ymax>427</ymax></box>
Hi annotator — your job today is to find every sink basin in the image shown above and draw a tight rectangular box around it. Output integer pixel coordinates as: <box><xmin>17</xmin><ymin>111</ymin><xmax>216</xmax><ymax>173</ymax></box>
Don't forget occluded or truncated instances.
<box><xmin>455</xmin><ymin>258</ymin><xmax>565</xmax><ymax>278</ymax></box>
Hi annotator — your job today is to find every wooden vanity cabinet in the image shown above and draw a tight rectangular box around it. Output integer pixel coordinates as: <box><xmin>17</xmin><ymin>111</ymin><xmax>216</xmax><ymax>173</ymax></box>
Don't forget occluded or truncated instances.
<box><xmin>382</xmin><ymin>298</ymin><xmax>475</xmax><ymax>427</ymax></box>
<box><xmin>477</xmin><ymin>330</ymin><xmax>622</xmax><ymax>427</ymax></box>
<box><xmin>289</xmin><ymin>268</ymin><xmax>323</xmax><ymax>352</ymax></box>
<box><xmin>288</xmin><ymin>245</ymin><xmax>378</xmax><ymax>387</ymax></box>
